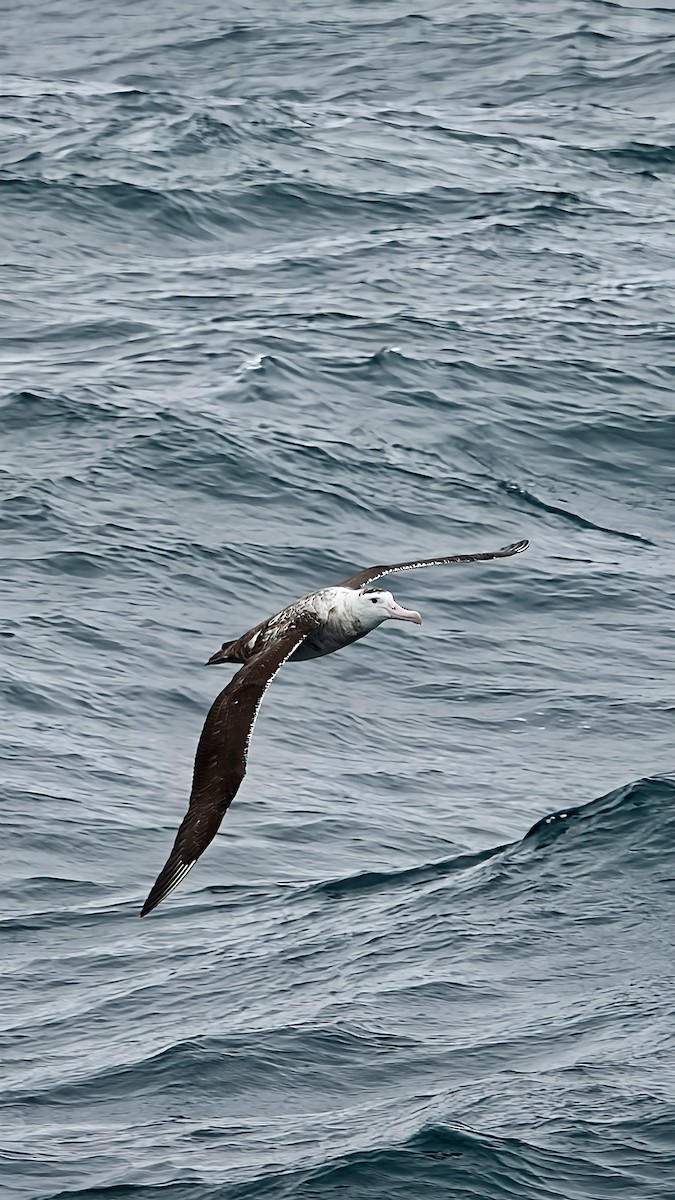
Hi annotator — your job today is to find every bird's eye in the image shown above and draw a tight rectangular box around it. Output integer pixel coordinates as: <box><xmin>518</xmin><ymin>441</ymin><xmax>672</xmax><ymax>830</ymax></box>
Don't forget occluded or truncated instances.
<box><xmin>371</xmin><ymin>598</ymin><xmax>378</xmax><ymax>604</ymax></box>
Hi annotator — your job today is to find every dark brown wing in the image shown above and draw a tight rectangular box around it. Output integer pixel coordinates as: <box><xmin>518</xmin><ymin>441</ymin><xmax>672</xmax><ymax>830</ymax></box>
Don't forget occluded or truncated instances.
<box><xmin>140</xmin><ymin>612</ymin><xmax>320</xmax><ymax>916</ymax></box>
<box><xmin>337</xmin><ymin>539</ymin><xmax>529</xmax><ymax>591</ymax></box>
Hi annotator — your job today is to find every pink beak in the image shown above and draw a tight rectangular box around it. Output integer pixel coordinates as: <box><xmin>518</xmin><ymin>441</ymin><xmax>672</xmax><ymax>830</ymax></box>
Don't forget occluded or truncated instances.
<box><xmin>386</xmin><ymin>600</ymin><xmax>422</xmax><ymax>624</ymax></box>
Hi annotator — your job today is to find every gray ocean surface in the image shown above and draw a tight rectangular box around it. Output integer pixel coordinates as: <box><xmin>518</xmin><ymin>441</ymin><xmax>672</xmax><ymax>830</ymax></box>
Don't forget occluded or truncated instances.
<box><xmin>3</xmin><ymin>1</ymin><xmax>675</xmax><ymax>1197</ymax></box>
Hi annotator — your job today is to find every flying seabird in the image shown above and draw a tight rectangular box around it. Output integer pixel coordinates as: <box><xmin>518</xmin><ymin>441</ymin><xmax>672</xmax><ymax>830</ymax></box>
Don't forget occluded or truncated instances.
<box><xmin>140</xmin><ymin>537</ymin><xmax>529</xmax><ymax>916</ymax></box>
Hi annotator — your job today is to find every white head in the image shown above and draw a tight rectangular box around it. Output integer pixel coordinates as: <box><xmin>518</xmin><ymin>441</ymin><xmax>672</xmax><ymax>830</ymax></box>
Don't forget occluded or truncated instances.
<box><xmin>352</xmin><ymin>587</ymin><xmax>422</xmax><ymax>631</ymax></box>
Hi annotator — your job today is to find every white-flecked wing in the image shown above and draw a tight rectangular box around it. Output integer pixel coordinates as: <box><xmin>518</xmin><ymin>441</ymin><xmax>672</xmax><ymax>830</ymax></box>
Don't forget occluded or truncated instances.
<box><xmin>141</xmin><ymin>611</ymin><xmax>321</xmax><ymax>916</ymax></box>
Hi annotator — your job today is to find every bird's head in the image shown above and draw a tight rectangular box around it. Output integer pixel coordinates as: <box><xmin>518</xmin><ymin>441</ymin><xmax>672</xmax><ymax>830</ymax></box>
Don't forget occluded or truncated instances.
<box><xmin>353</xmin><ymin>588</ymin><xmax>422</xmax><ymax>630</ymax></box>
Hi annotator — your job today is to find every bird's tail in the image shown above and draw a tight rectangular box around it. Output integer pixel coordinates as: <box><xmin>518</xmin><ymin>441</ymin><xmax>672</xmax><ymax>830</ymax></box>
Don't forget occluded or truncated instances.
<box><xmin>205</xmin><ymin>639</ymin><xmax>244</xmax><ymax>665</ymax></box>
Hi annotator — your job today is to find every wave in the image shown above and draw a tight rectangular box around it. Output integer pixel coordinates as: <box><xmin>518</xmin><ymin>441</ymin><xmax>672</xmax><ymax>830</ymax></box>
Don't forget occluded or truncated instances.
<box><xmin>498</xmin><ymin>481</ymin><xmax>654</xmax><ymax>545</ymax></box>
<box><xmin>41</xmin><ymin>1116</ymin><xmax>649</xmax><ymax>1200</ymax></box>
<box><xmin>312</xmin><ymin>846</ymin><xmax>500</xmax><ymax>899</ymax></box>
<box><xmin>0</xmin><ymin>390</ymin><xmax>120</xmax><ymax>432</ymax></box>
<box><xmin>310</xmin><ymin>774</ymin><xmax>675</xmax><ymax>901</ymax></box>
<box><xmin>519</xmin><ymin>773</ymin><xmax>675</xmax><ymax>859</ymax></box>
<box><xmin>223</xmin><ymin>1120</ymin><xmax>630</xmax><ymax>1200</ymax></box>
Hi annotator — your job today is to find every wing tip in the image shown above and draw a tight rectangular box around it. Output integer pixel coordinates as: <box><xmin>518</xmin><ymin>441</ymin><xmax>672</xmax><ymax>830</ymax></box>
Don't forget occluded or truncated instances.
<box><xmin>139</xmin><ymin>858</ymin><xmax>196</xmax><ymax>917</ymax></box>
<box><xmin>504</xmin><ymin>538</ymin><xmax>529</xmax><ymax>555</ymax></box>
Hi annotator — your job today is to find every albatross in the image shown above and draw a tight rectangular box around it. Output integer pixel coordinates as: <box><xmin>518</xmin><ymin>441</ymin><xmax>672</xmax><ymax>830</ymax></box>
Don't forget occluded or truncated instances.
<box><xmin>141</xmin><ymin>537</ymin><xmax>528</xmax><ymax>916</ymax></box>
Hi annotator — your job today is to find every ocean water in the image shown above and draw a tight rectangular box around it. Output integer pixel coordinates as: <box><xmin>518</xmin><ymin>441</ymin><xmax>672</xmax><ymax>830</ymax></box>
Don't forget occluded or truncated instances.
<box><xmin>2</xmin><ymin>0</ymin><xmax>675</xmax><ymax>1196</ymax></box>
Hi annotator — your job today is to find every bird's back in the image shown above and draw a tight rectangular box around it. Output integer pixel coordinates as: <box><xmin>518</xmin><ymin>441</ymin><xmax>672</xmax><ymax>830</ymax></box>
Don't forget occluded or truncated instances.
<box><xmin>208</xmin><ymin>587</ymin><xmax>364</xmax><ymax>665</ymax></box>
